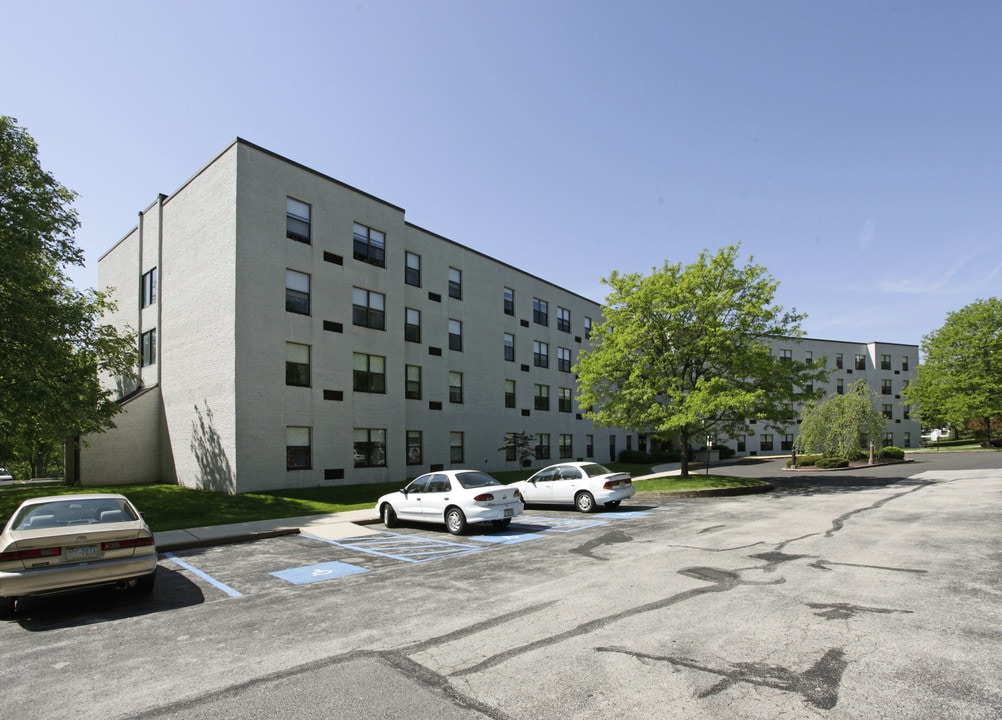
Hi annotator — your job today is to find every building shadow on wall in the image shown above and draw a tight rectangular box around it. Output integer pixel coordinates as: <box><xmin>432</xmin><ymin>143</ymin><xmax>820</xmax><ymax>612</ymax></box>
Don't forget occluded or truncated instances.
<box><xmin>190</xmin><ymin>402</ymin><xmax>235</xmax><ymax>493</ymax></box>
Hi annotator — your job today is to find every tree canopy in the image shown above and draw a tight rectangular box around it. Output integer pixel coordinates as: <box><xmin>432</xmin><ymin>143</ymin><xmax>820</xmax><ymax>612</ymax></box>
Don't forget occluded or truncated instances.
<box><xmin>575</xmin><ymin>245</ymin><xmax>829</xmax><ymax>476</ymax></box>
<box><xmin>0</xmin><ymin>116</ymin><xmax>136</xmax><ymax>478</ymax></box>
<box><xmin>902</xmin><ymin>298</ymin><xmax>1002</xmax><ymax>445</ymax></box>
<box><xmin>794</xmin><ymin>379</ymin><xmax>886</xmax><ymax>459</ymax></box>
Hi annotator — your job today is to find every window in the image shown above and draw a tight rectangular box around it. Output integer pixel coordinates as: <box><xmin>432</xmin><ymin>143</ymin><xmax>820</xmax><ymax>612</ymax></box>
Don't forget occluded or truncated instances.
<box><xmin>781</xmin><ymin>434</ymin><xmax>794</xmax><ymax>451</ymax></box>
<box><xmin>881</xmin><ymin>354</ymin><xmax>892</xmax><ymax>371</ymax></box>
<box><xmin>504</xmin><ymin>379</ymin><xmax>516</xmax><ymax>408</ymax></box>
<box><xmin>534</xmin><ymin>384</ymin><xmax>550</xmax><ymax>411</ymax></box>
<box><xmin>353</xmin><ymin>223</ymin><xmax>385</xmax><ymax>267</ymax></box>
<box><xmin>805</xmin><ymin>351</ymin><xmax>813</xmax><ymax>363</ymax></box>
<box><xmin>557</xmin><ymin>307</ymin><xmax>571</xmax><ymax>332</ymax></box>
<box><xmin>286</xmin><ymin>426</ymin><xmax>311</xmax><ymax>470</ymax></box>
<box><xmin>503</xmin><ymin>287</ymin><xmax>514</xmax><ymax>315</ymax></box>
<box><xmin>140</xmin><ymin>329</ymin><xmax>156</xmax><ymax>367</ymax></box>
<box><xmin>533</xmin><ymin>341</ymin><xmax>549</xmax><ymax>368</ymax></box>
<box><xmin>286</xmin><ymin>270</ymin><xmax>310</xmax><ymax>315</ymax></box>
<box><xmin>407</xmin><ymin>431</ymin><xmax>423</xmax><ymax>465</ymax></box>
<box><xmin>557</xmin><ymin>347</ymin><xmax>572</xmax><ymax>373</ymax></box>
<box><xmin>352</xmin><ymin>288</ymin><xmax>385</xmax><ymax>330</ymax></box>
<box><xmin>835</xmin><ymin>353</ymin><xmax>843</xmax><ymax>369</ymax></box>
<box><xmin>286</xmin><ymin>198</ymin><xmax>311</xmax><ymax>243</ymax></box>
<box><xmin>448</xmin><ymin>267</ymin><xmax>462</xmax><ymax>299</ymax></box>
<box><xmin>354</xmin><ymin>428</ymin><xmax>386</xmax><ymax>467</ymax></box>
<box><xmin>559</xmin><ymin>434</ymin><xmax>573</xmax><ymax>459</ymax></box>
<box><xmin>558</xmin><ymin>387</ymin><xmax>572</xmax><ymax>413</ymax></box>
<box><xmin>405</xmin><ymin>365</ymin><xmax>422</xmax><ymax>399</ymax></box>
<box><xmin>504</xmin><ymin>333</ymin><xmax>515</xmax><ymax>362</ymax></box>
<box><xmin>760</xmin><ymin>434</ymin><xmax>774</xmax><ymax>452</ymax></box>
<box><xmin>353</xmin><ymin>353</ymin><xmax>386</xmax><ymax>393</ymax></box>
<box><xmin>533</xmin><ymin>298</ymin><xmax>548</xmax><ymax>326</ymax></box>
<box><xmin>780</xmin><ymin>349</ymin><xmax>792</xmax><ymax>362</ymax></box>
<box><xmin>904</xmin><ymin>432</ymin><xmax>911</xmax><ymax>448</ymax></box>
<box><xmin>855</xmin><ymin>354</ymin><xmax>866</xmax><ymax>370</ymax></box>
<box><xmin>836</xmin><ymin>378</ymin><xmax>844</xmax><ymax>394</ymax></box>
<box><xmin>405</xmin><ymin>252</ymin><xmax>421</xmax><ymax>287</ymax></box>
<box><xmin>449</xmin><ymin>371</ymin><xmax>463</xmax><ymax>404</ymax></box>
<box><xmin>586</xmin><ymin>434</ymin><xmax>594</xmax><ymax>457</ymax></box>
<box><xmin>405</xmin><ymin>308</ymin><xmax>421</xmax><ymax>343</ymax></box>
<box><xmin>286</xmin><ymin>343</ymin><xmax>310</xmax><ymax>387</ymax></box>
<box><xmin>141</xmin><ymin>268</ymin><xmax>157</xmax><ymax>307</ymax></box>
<box><xmin>450</xmin><ymin>432</ymin><xmax>464</xmax><ymax>464</ymax></box>
<box><xmin>584</xmin><ymin>316</ymin><xmax>593</xmax><ymax>339</ymax></box>
<box><xmin>503</xmin><ymin>432</ymin><xmax>517</xmax><ymax>462</ymax></box>
<box><xmin>881</xmin><ymin>379</ymin><xmax>892</xmax><ymax>395</ymax></box>
<box><xmin>883</xmin><ymin>432</ymin><xmax>894</xmax><ymax>447</ymax></box>
<box><xmin>882</xmin><ymin>404</ymin><xmax>893</xmax><ymax>419</ymax></box>
<box><xmin>902</xmin><ymin>356</ymin><xmax>910</xmax><ymax>372</ymax></box>
<box><xmin>449</xmin><ymin>319</ymin><xmax>462</xmax><ymax>351</ymax></box>
<box><xmin>536</xmin><ymin>433</ymin><xmax>551</xmax><ymax>460</ymax></box>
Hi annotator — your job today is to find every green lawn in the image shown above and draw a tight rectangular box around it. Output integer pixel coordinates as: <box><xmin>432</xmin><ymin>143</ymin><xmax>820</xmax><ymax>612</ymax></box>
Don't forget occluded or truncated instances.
<box><xmin>0</xmin><ymin>463</ymin><xmax>768</xmax><ymax>532</ymax></box>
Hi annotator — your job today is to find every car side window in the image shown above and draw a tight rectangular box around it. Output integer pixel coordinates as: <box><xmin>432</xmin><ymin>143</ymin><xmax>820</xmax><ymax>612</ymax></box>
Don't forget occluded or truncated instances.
<box><xmin>557</xmin><ymin>467</ymin><xmax>580</xmax><ymax>480</ymax></box>
<box><xmin>534</xmin><ymin>469</ymin><xmax>555</xmax><ymax>483</ymax></box>
<box><xmin>426</xmin><ymin>475</ymin><xmax>451</xmax><ymax>492</ymax></box>
<box><xmin>405</xmin><ymin>476</ymin><xmax>430</xmax><ymax>493</ymax></box>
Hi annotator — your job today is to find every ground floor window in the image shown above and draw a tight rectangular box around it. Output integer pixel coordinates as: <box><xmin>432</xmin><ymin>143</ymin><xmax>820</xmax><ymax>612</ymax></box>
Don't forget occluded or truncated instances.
<box><xmin>407</xmin><ymin>431</ymin><xmax>422</xmax><ymax>465</ymax></box>
<box><xmin>286</xmin><ymin>426</ymin><xmax>311</xmax><ymax>470</ymax></box>
<box><xmin>450</xmin><ymin>432</ymin><xmax>464</xmax><ymax>464</ymax></box>
<box><xmin>559</xmin><ymin>434</ymin><xmax>573</xmax><ymax>459</ymax></box>
<box><xmin>354</xmin><ymin>428</ymin><xmax>386</xmax><ymax>467</ymax></box>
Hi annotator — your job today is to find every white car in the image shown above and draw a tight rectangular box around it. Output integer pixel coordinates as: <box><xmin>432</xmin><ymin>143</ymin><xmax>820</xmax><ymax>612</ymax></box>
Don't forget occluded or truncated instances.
<box><xmin>0</xmin><ymin>468</ymin><xmax>12</xmax><ymax>483</ymax></box>
<box><xmin>513</xmin><ymin>462</ymin><xmax>636</xmax><ymax>512</ymax></box>
<box><xmin>0</xmin><ymin>493</ymin><xmax>158</xmax><ymax>618</ymax></box>
<box><xmin>377</xmin><ymin>470</ymin><xmax>524</xmax><ymax>535</ymax></box>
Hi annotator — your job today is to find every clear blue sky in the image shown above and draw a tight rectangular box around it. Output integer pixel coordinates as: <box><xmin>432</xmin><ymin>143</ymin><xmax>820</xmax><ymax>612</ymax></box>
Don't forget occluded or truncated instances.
<box><xmin>5</xmin><ymin>0</ymin><xmax>1001</xmax><ymax>347</ymax></box>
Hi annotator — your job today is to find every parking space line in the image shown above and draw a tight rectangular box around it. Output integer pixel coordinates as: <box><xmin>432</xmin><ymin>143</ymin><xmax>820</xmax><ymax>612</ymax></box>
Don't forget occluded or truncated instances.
<box><xmin>301</xmin><ymin>531</ymin><xmax>483</xmax><ymax>563</ymax></box>
<box><xmin>164</xmin><ymin>552</ymin><xmax>244</xmax><ymax>597</ymax></box>
<box><xmin>514</xmin><ymin>516</ymin><xmax>610</xmax><ymax>533</ymax></box>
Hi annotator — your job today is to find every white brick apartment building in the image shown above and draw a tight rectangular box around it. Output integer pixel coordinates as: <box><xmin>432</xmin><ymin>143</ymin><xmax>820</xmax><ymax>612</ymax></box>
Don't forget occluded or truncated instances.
<box><xmin>75</xmin><ymin>139</ymin><xmax>919</xmax><ymax>492</ymax></box>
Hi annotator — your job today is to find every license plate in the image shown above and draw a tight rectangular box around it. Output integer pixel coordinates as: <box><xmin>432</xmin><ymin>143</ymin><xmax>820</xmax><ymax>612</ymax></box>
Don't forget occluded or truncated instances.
<box><xmin>503</xmin><ymin>508</ymin><xmax>514</xmax><ymax>517</ymax></box>
<box><xmin>67</xmin><ymin>545</ymin><xmax>98</xmax><ymax>560</ymax></box>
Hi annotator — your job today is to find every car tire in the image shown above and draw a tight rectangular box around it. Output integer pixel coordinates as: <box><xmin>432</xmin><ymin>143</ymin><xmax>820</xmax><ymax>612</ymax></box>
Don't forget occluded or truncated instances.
<box><xmin>575</xmin><ymin>491</ymin><xmax>597</xmax><ymax>513</ymax></box>
<box><xmin>491</xmin><ymin>518</ymin><xmax>512</xmax><ymax>530</ymax></box>
<box><xmin>381</xmin><ymin>503</ymin><xmax>399</xmax><ymax>528</ymax></box>
<box><xmin>445</xmin><ymin>507</ymin><xmax>468</xmax><ymax>535</ymax></box>
<box><xmin>605</xmin><ymin>500</ymin><xmax>621</xmax><ymax>508</ymax></box>
<box><xmin>0</xmin><ymin>596</ymin><xmax>16</xmax><ymax>619</ymax></box>
<box><xmin>134</xmin><ymin>569</ymin><xmax>157</xmax><ymax>595</ymax></box>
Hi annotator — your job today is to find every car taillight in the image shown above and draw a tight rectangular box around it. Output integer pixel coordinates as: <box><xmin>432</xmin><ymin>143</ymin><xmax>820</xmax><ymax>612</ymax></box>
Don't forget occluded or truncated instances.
<box><xmin>0</xmin><ymin>546</ymin><xmax>62</xmax><ymax>562</ymax></box>
<box><xmin>101</xmin><ymin>537</ymin><xmax>155</xmax><ymax>551</ymax></box>
<box><xmin>603</xmin><ymin>479</ymin><xmax>631</xmax><ymax>489</ymax></box>
<box><xmin>513</xmin><ymin>489</ymin><xmax>522</xmax><ymax>498</ymax></box>
<box><xmin>473</xmin><ymin>493</ymin><xmax>495</xmax><ymax>502</ymax></box>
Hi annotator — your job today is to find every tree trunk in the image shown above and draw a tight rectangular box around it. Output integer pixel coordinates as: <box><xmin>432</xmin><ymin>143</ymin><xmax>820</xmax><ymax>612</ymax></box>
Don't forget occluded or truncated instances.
<box><xmin>678</xmin><ymin>429</ymin><xmax>691</xmax><ymax>477</ymax></box>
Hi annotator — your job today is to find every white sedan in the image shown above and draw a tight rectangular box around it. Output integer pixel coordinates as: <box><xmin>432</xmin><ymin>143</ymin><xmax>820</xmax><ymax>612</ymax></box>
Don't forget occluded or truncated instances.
<box><xmin>513</xmin><ymin>462</ymin><xmax>636</xmax><ymax>512</ymax></box>
<box><xmin>377</xmin><ymin>470</ymin><xmax>523</xmax><ymax>534</ymax></box>
<box><xmin>0</xmin><ymin>493</ymin><xmax>158</xmax><ymax>618</ymax></box>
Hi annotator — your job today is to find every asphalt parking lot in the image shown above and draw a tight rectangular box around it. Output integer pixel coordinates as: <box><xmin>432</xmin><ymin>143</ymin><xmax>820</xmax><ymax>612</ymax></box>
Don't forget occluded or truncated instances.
<box><xmin>3</xmin><ymin>453</ymin><xmax>1001</xmax><ymax>719</ymax></box>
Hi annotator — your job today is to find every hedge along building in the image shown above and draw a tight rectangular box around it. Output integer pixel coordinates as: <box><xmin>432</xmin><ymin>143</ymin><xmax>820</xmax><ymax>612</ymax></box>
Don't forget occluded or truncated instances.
<box><xmin>75</xmin><ymin>139</ymin><xmax>631</xmax><ymax>493</ymax></box>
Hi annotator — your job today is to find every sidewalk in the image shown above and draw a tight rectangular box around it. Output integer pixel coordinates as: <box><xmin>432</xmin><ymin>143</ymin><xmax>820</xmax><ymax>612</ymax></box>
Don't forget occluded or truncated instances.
<box><xmin>154</xmin><ymin>507</ymin><xmax>383</xmax><ymax>552</ymax></box>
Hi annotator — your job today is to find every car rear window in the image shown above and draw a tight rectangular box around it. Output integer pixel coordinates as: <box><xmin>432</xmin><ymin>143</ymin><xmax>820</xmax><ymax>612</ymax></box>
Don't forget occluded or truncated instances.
<box><xmin>580</xmin><ymin>463</ymin><xmax>614</xmax><ymax>477</ymax></box>
<box><xmin>456</xmin><ymin>472</ymin><xmax>501</xmax><ymax>489</ymax></box>
<box><xmin>12</xmin><ymin>498</ymin><xmax>138</xmax><ymax>530</ymax></box>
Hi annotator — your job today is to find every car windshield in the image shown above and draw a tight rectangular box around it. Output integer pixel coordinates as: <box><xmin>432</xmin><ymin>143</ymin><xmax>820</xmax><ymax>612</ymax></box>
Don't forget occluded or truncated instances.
<box><xmin>580</xmin><ymin>463</ymin><xmax>614</xmax><ymax>477</ymax></box>
<box><xmin>11</xmin><ymin>498</ymin><xmax>137</xmax><ymax>530</ymax></box>
<box><xmin>456</xmin><ymin>471</ymin><xmax>501</xmax><ymax>489</ymax></box>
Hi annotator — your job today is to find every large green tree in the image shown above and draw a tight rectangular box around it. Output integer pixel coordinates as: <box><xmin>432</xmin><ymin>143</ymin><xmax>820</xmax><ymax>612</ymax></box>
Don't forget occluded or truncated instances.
<box><xmin>794</xmin><ymin>379</ymin><xmax>886</xmax><ymax>460</ymax></box>
<box><xmin>902</xmin><ymin>298</ymin><xmax>1002</xmax><ymax>445</ymax></box>
<box><xmin>575</xmin><ymin>245</ymin><xmax>829</xmax><ymax>476</ymax></box>
<box><xmin>0</xmin><ymin>116</ymin><xmax>136</xmax><ymax>478</ymax></box>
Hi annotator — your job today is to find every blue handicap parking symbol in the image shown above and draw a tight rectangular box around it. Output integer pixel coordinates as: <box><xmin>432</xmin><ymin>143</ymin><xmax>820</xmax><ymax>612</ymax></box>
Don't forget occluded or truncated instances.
<box><xmin>272</xmin><ymin>560</ymin><xmax>368</xmax><ymax>585</ymax></box>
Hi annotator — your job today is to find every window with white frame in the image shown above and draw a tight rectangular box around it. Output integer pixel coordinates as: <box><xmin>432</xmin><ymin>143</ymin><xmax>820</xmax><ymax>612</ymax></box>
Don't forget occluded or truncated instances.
<box><xmin>286</xmin><ymin>198</ymin><xmax>311</xmax><ymax>244</ymax></box>
<box><xmin>286</xmin><ymin>343</ymin><xmax>310</xmax><ymax>387</ymax></box>
<box><xmin>286</xmin><ymin>269</ymin><xmax>310</xmax><ymax>315</ymax></box>
<box><xmin>504</xmin><ymin>333</ymin><xmax>515</xmax><ymax>362</ymax></box>
<box><xmin>449</xmin><ymin>371</ymin><xmax>463</xmax><ymax>404</ymax></box>
<box><xmin>405</xmin><ymin>365</ymin><xmax>422</xmax><ymax>400</ymax></box>
<box><xmin>533</xmin><ymin>298</ymin><xmax>548</xmax><ymax>326</ymax></box>
<box><xmin>557</xmin><ymin>346</ymin><xmax>572</xmax><ymax>372</ymax></box>
<box><xmin>405</xmin><ymin>251</ymin><xmax>421</xmax><ymax>287</ymax></box>
<box><xmin>557</xmin><ymin>306</ymin><xmax>571</xmax><ymax>332</ymax></box>
<box><xmin>405</xmin><ymin>308</ymin><xmax>421</xmax><ymax>343</ymax></box>
<box><xmin>353</xmin><ymin>223</ymin><xmax>385</xmax><ymax>267</ymax></box>
<box><xmin>449</xmin><ymin>319</ymin><xmax>462</xmax><ymax>351</ymax></box>
<box><xmin>352</xmin><ymin>287</ymin><xmax>385</xmax><ymax>330</ymax></box>
<box><xmin>533</xmin><ymin>340</ymin><xmax>549</xmax><ymax>368</ymax></box>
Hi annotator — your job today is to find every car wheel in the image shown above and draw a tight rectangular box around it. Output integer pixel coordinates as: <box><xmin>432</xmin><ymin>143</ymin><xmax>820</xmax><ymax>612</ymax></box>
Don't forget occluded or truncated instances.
<box><xmin>445</xmin><ymin>507</ymin><xmax>468</xmax><ymax>535</ymax></box>
<box><xmin>381</xmin><ymin>503</ymin><xmax>399</xmax><ymax>528</ymax></box>
<box><xmin>134</xmin><ymin>569</ymin><xmax>157</xmax><ymax>595</ymax></box>
<box><xmin>491</xmin><ymin>518</ymin><xmax>512</xmax><ymax>530</ymax></box>
<box><xmin>605</xmin><ymin>500</ymin><xmax>621</xmax><ymax>508</ymax></box>
<box><xmin>0</xmin><ymin>596</ymin><xmax>16</xmax><ymax>619</ymax></box>
<box><xmin>575</xmin><ymin>491</ymin><xmax>597</xmax><ymax>513</ymax></box>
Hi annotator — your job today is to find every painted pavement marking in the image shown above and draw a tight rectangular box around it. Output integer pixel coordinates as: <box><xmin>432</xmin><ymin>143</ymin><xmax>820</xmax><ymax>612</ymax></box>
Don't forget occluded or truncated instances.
<box><xmin>271</xmin><ymin>561</ymin><xmax>369</xmax><ymax>585</ymax></box>
<box><xmin>301</xmin><ymin>531</ymin><xmax>484</xmax><ymax>563</ymax></box>
<box><xmin>165</xmin><ymin>552</ymin><xmax>244</xmax><ymax>598</ymax></box>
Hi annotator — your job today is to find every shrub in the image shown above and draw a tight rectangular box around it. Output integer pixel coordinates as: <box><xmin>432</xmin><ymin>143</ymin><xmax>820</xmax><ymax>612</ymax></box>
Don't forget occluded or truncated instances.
<box><xmin>881</xmin><ymin>446</ymin><xmax>905</xmax><ymax>460</ymax></box>
<box><xmin>795</xmin><ymin>454</ymin><xmax>823</xmax><ymax>467</ymax></box>
<box><xmin>618</xmin><ymin>450</ymin><xmax>653</xmax><ymax>464</ymax></box>
<box><xmin>815</xmin><ymin>456</ymin><xmax>850</xmax><ymax>469</ymax></box>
